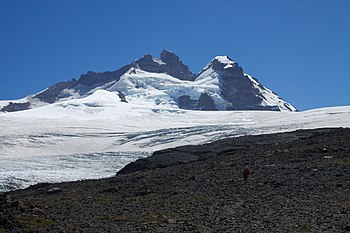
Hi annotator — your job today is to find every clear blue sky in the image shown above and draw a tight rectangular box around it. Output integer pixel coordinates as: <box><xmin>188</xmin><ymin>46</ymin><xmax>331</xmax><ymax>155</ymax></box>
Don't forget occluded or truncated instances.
<box><xmin>0</xmin><ymin>0</ymin><xmax>349</xmax><ymax>110</ymax></box>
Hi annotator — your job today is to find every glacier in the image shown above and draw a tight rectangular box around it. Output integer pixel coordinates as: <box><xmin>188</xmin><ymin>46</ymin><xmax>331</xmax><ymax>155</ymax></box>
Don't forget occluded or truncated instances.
<box><xmin>0</xmin><ymin>50</ymin><xmax>347</xmax><ymax>192</ymax></box>
<box><xmin>0</xmin><ymin>89</ymin><xmax>349</xmax><ymax>192</ymax></box>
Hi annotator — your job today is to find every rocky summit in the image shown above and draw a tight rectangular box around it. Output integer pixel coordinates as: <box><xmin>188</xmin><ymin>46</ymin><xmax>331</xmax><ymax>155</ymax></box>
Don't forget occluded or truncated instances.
<box><xmin>1</xmin><ymin>128</ymin><xmax>349</xmax><ymax>232</ymax></box>
<box><xmin>1</xmin><ymin>50</ymin><xmax>296</xmax><ymax>112</ymax></box>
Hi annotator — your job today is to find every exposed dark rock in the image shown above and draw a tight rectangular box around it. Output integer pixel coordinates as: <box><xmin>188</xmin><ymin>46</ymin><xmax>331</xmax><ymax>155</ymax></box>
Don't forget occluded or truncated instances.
<box><xmin>118</xmin><ymin>148</ymin><xmax>201</xmax><ymax>174</ymax></box>
<box><xmin>178</xmin><ymin>95</ymin><xmax>198</xmax><ymax>109</ymax></box>
<box><xmin>214</xmin><ymin>59</ymin><xmax>263</xmax><ymax>110</ymax></box>
<box><xmin>35</xmin><ymin>64</ymin><xmax>133</xmax><ymax>104</ymax></box>
<box><xmin>198</xmin><ymin>93</ymin><xmax>217</xmax><ymax>110</ymax></box>
<box><xmin>132</xmin><ymin>50</ymin><xmax>196</xmax><ymax>81</ymax></box>
<box><xmin>117</xmin><ymin>91</ymin><xmax>127</xmax><ymax>103</ymax></box>
<box><xmin>160</xmin><ymin>49</ymin><xmax>196</xmax><ymax>81</ymax></box>
<box><xmin>1</xmin><ymin>101</ymin><xmax>30</xmax><ymax>112</ymax></box>
<box><xmin>177</xmin><ymin>93</ymin><xmax>216</xmax><ymax>111</ymax></box>
<box><xmin>77</xmin><ymin>64</ymin><xmax>132</xmax><ymax>86</ymax></box>
<box><xmin>34</xmin><ymin>79</ymin><xmax>77</xmax><ymax>103</ymax></box>
<box><xmin>200</xmin><ymin>56</ymin><xmax>284</xmax><ymax>111</ymax></box>
<box><xmin>0</xmin><ymin>193</ymin><xmax>8</xmax><ymax>205</ymax></box>
<box><xmin>133</xmin><ymin>54</ymin><xmax>163</xmax><ymax>74</ymax></box>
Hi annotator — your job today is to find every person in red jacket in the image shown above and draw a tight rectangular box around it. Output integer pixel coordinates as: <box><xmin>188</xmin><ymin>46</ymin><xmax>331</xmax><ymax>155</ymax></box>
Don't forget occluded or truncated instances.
<box><xmin>243</xmin><ymin>164</ymin><xmax>251</xmax><ymax>183</ymax></box>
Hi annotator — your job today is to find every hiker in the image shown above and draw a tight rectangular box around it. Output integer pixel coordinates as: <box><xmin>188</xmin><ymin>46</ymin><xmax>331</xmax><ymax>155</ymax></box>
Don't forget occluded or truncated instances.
<box><xmin>243</xmin><ymin>165</ymin><xmax>251</xmax><ymax>183</ymax></box>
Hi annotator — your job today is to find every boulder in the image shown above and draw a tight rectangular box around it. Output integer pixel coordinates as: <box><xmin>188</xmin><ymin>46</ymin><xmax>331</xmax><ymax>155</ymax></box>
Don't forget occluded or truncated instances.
<box><xmin>47</xmin><ymin>187</ymin><xmax>63</xmax><ymax>194</ymax></box>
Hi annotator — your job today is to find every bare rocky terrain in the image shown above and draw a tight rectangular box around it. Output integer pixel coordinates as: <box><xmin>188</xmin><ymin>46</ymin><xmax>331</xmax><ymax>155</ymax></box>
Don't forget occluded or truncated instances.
<box><xmin>1</xmin><ymin>128</ymin><xmax>350</xmax><ymax>232</ymax></box>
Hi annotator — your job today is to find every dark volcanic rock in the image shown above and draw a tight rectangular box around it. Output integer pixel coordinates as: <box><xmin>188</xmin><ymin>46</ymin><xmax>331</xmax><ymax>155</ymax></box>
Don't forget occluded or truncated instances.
<box><xmin>1</xmin><ymin>101</ymin><xmax>30</xmax><ymax>112</ymax></box>
<box><xmin>201</xmin><ymin>56</ymin><xmax>282</xmax><ymax>111</ymax></box>
<box><xmin>133</xmin><ymin>50</ymin><xmax>196</xmax><ymax>81</ymax></box>
<box><xmin>118</xmin><ymin>148</ymin><xmax>201</xmax><ymax>174</ymax></box>
<box><xmin>34</xmin><ymin>79</ymin><xmax>78</xmax><ymax>103</ymax></box>
<box><xmin>198</xmin><ymin>92</ymin><xmax>217</xmax><ymax>110</ymax></box>
<box><xmin>117</xmin><ymin>91</ymin><xmax>127</xmax><ymax>103</ymax></box>
<box><xmin>178</xmin><ymin>95</ymin><xmax>198</xmax><ymax>109</ymax></box>
<box><xmin>34</xmin><ymin>64</ymin><xmax>133</xmax><ymax>104</ymax></box>
<box><xmin>77</xmin><ymin>64</ymin><xmax>132</xmax><ymax>86</ymax></box>
<box><xmin>133</xmin><ymin>54</ymin><xmax>163</xmax><ymax>74</ymax></box>
<box><xmin>177</xmin><ymin>93</ymin><xmax>216</xmax><ymax>111</ymax></box>
<box><xmin>208</xmin><ymin>58</ymin><xmax>261</xmax><ymax>110</ymax></box>
<box><xmin>160</xmin><ymin>49</ymin><xmax>196</xmax><ymax>81</ymax></box>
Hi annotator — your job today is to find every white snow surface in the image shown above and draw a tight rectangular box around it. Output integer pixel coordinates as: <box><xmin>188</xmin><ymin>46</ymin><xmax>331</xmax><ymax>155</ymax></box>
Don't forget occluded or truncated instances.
<box><xmin>106</xmin><ymin>68</ymin><xmax>229</xmax><ymax>110</ymax></box>
<box><xmin>1</xmin><ymin>90</ymin><xmax>349</xmax><ymax>191</ymax></box>
<box><xmin>215</xmin><ymin>55</ymin><xmax>236</xmax><ymax>69</ymax></box>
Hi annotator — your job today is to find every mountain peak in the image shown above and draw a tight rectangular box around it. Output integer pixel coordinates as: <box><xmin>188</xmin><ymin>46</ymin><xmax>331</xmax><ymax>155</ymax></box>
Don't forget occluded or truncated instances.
<box><xmin>161</xmin><ymin>49</ymin><xmax>174</xmax><ymax>54</ymax></box>
<box><xmin>200</xmin><ymin>55</ymin><xmax>239</xmax><ymax>72</ymax></box>
<box><xmin>142</xmin><ymin>54</ymin><xmax>153</xmax><ymax>60</ymax></box>
<box><xmin>128</xmin><ymin>50</ymin><xmax>196</xmax><ymax>81</ymax></box>
<box><xmin>212</xmin><ymin>55</ymin><xmax>238</xmax><ymax>69</ymax></box>
<box><xmin>0</xmin><ymin>50</ymin><xmax>296</xmax><ymax>112</ymax></box>
<box><xmin>214</xmin><ymin>55</ymin><xmax>235</xmax><ymax>63</ymax></box>
<box><xmin>160</xmin><ymin>49</ymin><xmax>180</xmax><ymax>63</ymax></box>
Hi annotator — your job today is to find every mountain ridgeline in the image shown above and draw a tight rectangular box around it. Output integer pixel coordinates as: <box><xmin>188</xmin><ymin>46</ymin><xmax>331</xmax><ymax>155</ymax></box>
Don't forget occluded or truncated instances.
<box><xmin>0</xmin><ymin>50</ymin><xmax>296</xmax><ymax>112</ymax></box>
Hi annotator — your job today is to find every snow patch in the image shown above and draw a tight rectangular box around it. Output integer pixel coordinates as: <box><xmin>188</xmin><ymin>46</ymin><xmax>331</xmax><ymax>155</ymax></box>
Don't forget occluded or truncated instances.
<box><xmin>215</xmin><ymin>55</ymin><xmax>236</xmax><ymax>69</ymax></box>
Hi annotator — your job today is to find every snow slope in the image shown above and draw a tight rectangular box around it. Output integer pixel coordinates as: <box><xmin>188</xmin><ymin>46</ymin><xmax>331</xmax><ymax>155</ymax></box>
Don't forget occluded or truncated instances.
<box><xmin>104</xmin><ymin>68</ymin><xmax>229</xmax><ymax>110</ymax></box>
<box><xmin>0</xmin><ymin>90</ymin><xmax>349</xmax><ymax>191</ymax></box>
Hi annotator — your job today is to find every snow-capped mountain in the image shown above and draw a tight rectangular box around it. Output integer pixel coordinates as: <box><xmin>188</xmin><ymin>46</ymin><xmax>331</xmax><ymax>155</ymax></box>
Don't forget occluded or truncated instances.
<box><xmin>0</xmin><ymin>50</ymin><xmax>296</xmax><ymax>112</ymax></box>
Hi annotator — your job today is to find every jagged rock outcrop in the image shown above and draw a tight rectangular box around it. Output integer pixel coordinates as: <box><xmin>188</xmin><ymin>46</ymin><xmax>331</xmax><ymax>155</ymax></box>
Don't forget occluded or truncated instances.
<box><xmin>1</xmin><ymin>102</ymin><xmax>30</xmax><ymax>112</ymax></box>
<box><xmin>210</xmin><ymin>58</ymin><xmax>262</xmax><ymax>110</ymax></box>
<box><xmin>117</xmin><ymin>91</ymin><xmax>127</xmax><ymax>103</ymax></box>
<box><xmin>160</xmin><ymin>50</ymin><xmax>196</xmax><ymax>81</ymax></box>
<box><xmin>177</xmin><ymin>93</ymin><xmax>216</xmax><ymax>111</ymax></box>
<box><xmin>133</xmin><ymin>54</ymin><xmax>162</xmax><ymax>74</ymax></box>
<box><xmin>77</xmin><ymin>64</ymin><xmax>132</xmax><ymax>86</ymax></box>
<box><xmin>196</xmin><ymin>56</ymin><xmax>295</xmax><ymax>111</ymax></box>
<box><xmin>178</xmin><ymin>95</ymin><xmax>195</xmax><ymax>109</ymax></box>
<box><xmin>198</xmin><ymin>93</ymin><xmax>217</xmax><ymax>110</ymax></box>
<box><xmin>132</xmin><ymin>50</ymin><xmax>196</xmax><ymax>81</ymax></box>
<box><xmin>34</xmin><ymin>79</ymin><xmax>78</xmax><ymax>103</ymax></box>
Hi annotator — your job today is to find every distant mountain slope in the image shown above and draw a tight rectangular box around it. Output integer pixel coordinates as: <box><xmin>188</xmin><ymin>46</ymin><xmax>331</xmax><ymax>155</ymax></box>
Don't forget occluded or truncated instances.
<box><xmin>0</xmin><ymin>50</ymin><xmax>296</xmax><ymax>112</ymax></box>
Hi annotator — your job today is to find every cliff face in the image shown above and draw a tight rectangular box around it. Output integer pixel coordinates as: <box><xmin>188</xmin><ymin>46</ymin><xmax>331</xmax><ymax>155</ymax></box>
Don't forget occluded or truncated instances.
<box><xmin>196</xmin><ymin>56</ymin><xmax>295</xmax><ymax>111</ymax></box>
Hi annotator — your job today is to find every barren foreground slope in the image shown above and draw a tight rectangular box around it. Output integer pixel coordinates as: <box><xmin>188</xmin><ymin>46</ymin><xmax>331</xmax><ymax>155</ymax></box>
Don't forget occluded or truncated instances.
<box><xmin>1</xmin><ymin>128</ymin><xmax>350</xmax><ymax>232</ymax></box>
